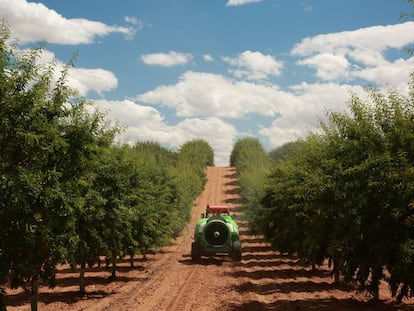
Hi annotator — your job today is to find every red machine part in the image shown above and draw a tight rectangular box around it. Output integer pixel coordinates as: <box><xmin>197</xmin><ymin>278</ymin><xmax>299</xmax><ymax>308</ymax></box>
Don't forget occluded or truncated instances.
<box><xmin>206</xmin><ymin>205</ymin><xmax>230</xmax><ymax>213</ymax></box>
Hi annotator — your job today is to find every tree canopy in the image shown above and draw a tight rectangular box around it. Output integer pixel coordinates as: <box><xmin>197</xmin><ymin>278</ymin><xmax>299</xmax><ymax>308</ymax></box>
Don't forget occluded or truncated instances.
<box><xmin>235</xmin><ymin>82</ymin><xmax>414</xmax><ymax>301</ymax></box>
<box><xmin>0</xmin><ymin>23</ymin><xmax>213</xmax><ymax>310</ymax></box>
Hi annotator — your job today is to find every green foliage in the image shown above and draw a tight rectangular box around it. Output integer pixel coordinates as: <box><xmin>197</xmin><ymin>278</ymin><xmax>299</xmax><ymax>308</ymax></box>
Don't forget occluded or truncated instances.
<box><xmin>255</xmin><ymin>82</ymin><xmax>414</xmax><ymax>301</ymax></box>
<box><xmin>178</xmin><ymin>139</ymin><xmax>214</xmax><ymax>167</ymax></box>
<box><xmin>127</xmin><ymin>143</ymin><xmax>178</xmax><ymax>251</ymax></box>
<box><xmin>229</xmin><ymin>137</ymin><xmax>272</xmax><ymax>232</ymax></box>
<box><xmin>0</xmin><ymin>24</ymin><xmax>122</xmax><ymax>308</ymax></box>
<box><xmin>230</xmin><ymin>137</ymin><xmax>265</xmax><ymax>168</ymax></box>
<box><xmin>175</xmin><ymin>139</ymin><xmax>214</xmax><ymax>198</ymax></box>
<box><xmin>0</xmin><ymin>38</ymin><xmax>72</xmax><ymax>290</ymax></box>
<box><xmin>269</xmin><ymin>141</ymin><xmax>300</xmax><ymax>162</ymax></box>
<box><xmin>0</xmin><ymin>24</ymin><xmax>214</xmax><ymax>308</ymax></box>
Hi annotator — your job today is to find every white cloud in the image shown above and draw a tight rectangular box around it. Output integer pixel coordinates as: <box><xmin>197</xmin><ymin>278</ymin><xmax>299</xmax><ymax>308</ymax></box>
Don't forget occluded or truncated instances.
<box><xmin>68</xmin><ymin>68</ymin><xmax>118</xmax><ymax>96</ymax></box>
<box><xmin>136</xmin><ymin>71</ymin><xmax>294</xmax><ymax>118</ymax></box>
<box><xmin>32</xmin><ymin>49</ymin><xmax>118</xmax><ymax>96</ymax></box>
<box><xmin>174</xmin><ymin>117</ymin><xmax>237</xmax><ymax>165</ymax></box>
<box><xmin>223</xmin><ymin>50</ymin><xmax>283</xmax><ymax>80</ymax></box>
<box><xmin>140</xmin><ymin>51</ymin><xmax>193</xmax><ymax>67</ymax></box>
<box><xmin>226</xmin><ymin>0</ymin><xmax>262</xmax><ymax>6</ymax></box>
<box><xmin>292</xmin><ymin>22</ymin><xmax>414</xmax><ymax>57</ymax></box>
<box><xmin>347</xmin><ymin>49</ymin><xmax>387</xmax><ymax>67</ymax></box>
<box><xmin>90</xmin><ymin>99</ymin><xmax>237</xmax><ymax>165</ymax></box>
<box><xmin>135</xmin><ymin>72</ymin><xmax>369</xmax><ymax>158</ymax></box>
<box><xmin>260</xmin><ymin>82</ymin><xmax>366</xmax><ymax>148</ymax></box>
<box><xmin>353</xmin><ymin>57</ymin><xmax>414</xmax><ymax>88</ymax></box>
<box><xmin>91</xmin><ymin>99</ymin><xmax>167</xmax><ymax>139</ymax></box>
<box><xmin>0</xmin><ymin>0</ymin><xmax>135</xmax><ymax>44</ymax></box>
<box><xmin>124</xmin><ymin>16</ymin><xmax>142</xmax><ymax>27</ymax></box>
<box><xmin>203</xmin><ymin>54</ymin><xmax>214</xmax><ymax>62</ymax></box>
<box><xmin>292</xmin><ymin>22</ymin><xmax>414</xmax><ymax>83</ymax></box>
<box><xmin>297</xmin><ymin>53</ymin><xmax>350</xmax><ymax>81</ymax></box>
<box><xmin>123</xmin><ymin>16</ymin><xmax>143</xmax><ymax>40</ymax></box>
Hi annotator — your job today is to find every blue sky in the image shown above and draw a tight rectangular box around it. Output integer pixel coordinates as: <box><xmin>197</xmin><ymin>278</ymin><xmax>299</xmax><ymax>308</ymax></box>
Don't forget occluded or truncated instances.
<box><xmin>2</xmin><ymin>0</ymin><xmax>414</xmax><ymax>165</ymax></box>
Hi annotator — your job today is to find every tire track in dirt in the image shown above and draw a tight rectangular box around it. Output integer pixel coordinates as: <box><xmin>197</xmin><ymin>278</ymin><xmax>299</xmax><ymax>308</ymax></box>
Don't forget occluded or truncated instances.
<box><xmin>92</xmin><ymin>166</ymin><xmax>241</xmax><ymax>311</ymax></box>
<box><xmin>164</xmin><ymin>265</ymin><xmax>198</xmax><ymax>311</ymax></box>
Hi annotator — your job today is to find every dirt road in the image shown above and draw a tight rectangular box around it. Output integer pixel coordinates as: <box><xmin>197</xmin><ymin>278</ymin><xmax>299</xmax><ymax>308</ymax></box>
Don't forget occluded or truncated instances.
<box><xmin>6</xmin><ymin>167</ymin><xmax>414</xmax><ymax>310</ymax></box>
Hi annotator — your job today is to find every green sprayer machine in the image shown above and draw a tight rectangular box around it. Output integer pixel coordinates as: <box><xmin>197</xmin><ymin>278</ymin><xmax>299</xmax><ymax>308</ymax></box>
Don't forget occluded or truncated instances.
<box><xmin>191</xmin><ymin>205</ymin><xmax>241</xmax><ymax>261</ymax></box>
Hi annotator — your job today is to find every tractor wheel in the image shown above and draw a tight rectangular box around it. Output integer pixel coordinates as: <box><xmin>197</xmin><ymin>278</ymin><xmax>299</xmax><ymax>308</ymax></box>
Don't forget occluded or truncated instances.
<box><xmin>191</xmin><ymin>242</ymin><xmax>201</xmax><ymax>261</ymax></box>
<box><xmin>231</xmin><ymin>241</ymin><xmax>242</xmax><ymax>261</ymax></box>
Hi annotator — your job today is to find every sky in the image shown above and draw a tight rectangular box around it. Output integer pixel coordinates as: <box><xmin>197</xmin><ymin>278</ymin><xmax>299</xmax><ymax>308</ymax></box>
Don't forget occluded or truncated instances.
<box><xmin>1</xmin><ymin>0</ymin><xmax>414</xmax><ymax>165</ymax></box>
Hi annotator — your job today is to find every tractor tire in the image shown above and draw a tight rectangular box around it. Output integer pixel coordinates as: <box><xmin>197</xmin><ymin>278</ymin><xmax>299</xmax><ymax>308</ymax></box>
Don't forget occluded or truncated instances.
<box><xmin>231</xmin><ymin>241</ymin><xmax>242</xmax><ymax>261</ymax></box>
<box><xmin>191</xmin><ymin>242</ymin><xmax>201</xmax><ymax>261</ymax></box>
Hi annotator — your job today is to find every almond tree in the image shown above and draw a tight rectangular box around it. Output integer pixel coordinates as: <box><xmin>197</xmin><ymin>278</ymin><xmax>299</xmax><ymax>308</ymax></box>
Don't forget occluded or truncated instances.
<box><xmin>257</xmin><ymin>82</ymin><xmax>414</xmax><ymax>301</ymax></box>
<box><xmin>229</xmin><ymin>137</ymin><xmax>272</xmax><ymax>232</ymax></box>
<box><xmin>65</xmin><ymin>111</ymin><xmax>117</xmax><ymax>293</ymax></box>
<box><xmin>0</xmin><ymin>23</ymin><xmax>116</xmax><ymax>310</ymax></box>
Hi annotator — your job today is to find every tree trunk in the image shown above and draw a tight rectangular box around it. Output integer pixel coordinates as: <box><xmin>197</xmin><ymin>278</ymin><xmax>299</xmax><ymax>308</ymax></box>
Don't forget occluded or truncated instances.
<box><xmin>333</xmin><ymin>259</ymin><xmax>340</xmax><ymax>283</ymax></box>
<box><xmin>0</xmin><ymin>287</ymin><xmax>7</xmax><ymax>311</ymax></box>
<box><xmin>334</xmin><ymin>270</ymin><xmax>340</xmax><ymax>283</ymax></box>
<box><xmin>31</xmin><ymin>273</ymin><xmax>39</xmax><ymax>311</ymax></box>
<box><xmin>130</xmin><ymin>253</ymin><xmax>134</xmax><ymax>267</ymax></box>
<box><xmin>142</xmin><ymin>247</ymin><xmax>148</xmax><ymax>261</ymax></box>
<box><xmin>370</xmin><ymin>266</ymin><xmax>382</xmax><ymax>301</ymax></box>
<box><xmin>79</xmin><ymin>262</ymin><xmax>86</xmax><ymax>294</ymax></box>
<box><xmin>396</xmin><ymin>284</ymin><xmax>408</xmax><ymax>304</ymax></box>
<box><xmin>111</xmin><ymin>252</ymin><xmax>116</xmax><ymax>278</ymax></box>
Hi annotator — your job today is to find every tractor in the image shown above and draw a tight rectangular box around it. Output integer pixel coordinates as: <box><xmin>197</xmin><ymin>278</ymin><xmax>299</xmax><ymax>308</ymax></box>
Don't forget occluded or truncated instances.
<box><xmin>191</xmin><ymin>205</ymin><xmax>241</xmax><ymax>261</ymax></box>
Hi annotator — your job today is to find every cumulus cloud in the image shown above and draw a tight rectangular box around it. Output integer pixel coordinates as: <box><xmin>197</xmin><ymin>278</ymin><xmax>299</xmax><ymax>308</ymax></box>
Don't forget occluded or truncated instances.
<box><xmin>91</xmin><ymin>99</ymin><xmax>168</xmax><ymax>139</ymax></box>
<box><xmin>297</xmin><ymin>53</ymin><xmax>350</xmax><ymax>81</ymax></box>
<box><xmin>223</xmin><ymin>50</ymin><xmax>283</xmax><ymax>80</ymax></box>
<box><xmin>136</xmin><ymin>22</ymin><xmax>414</xmax><ymax>160</ymax></box>
<box><xmin>68</xmin><ymin>68</ymin><xmax>118</xmax><ymax>96</ymax></box>
<box><xmin>174</xmin><ymin>117</ymin><xmax>237</xmax><ymax>165</ymax></box>
<box><xmin>0</xmin><ymin>0</ymin><xmax>135</xmax><ymax>44</ymax></box>
<box><xmin>136</xmin><ymin>71</ymin><xmax>294</xmax><ymax>118</ymax></box>
<box><xmin>353</xmin><ymin>57</ymin><xmax>414</xmax><ymax>88</ymax></box>
<box><xmin>260</xmin><ymin>82</ymin><xmax>366</xmax><ymax>148</ymax></box>
<box><xmin>292</xmin><ymin>22</ymin><xmax>414</xmax><ymax>56</ymax></box>
<box><xmin>32</xmin><ymin>49</ymin><xmax>118</xmax><ymax>96</ymax></box>
<box><xmin>135</xmin><ymin>70</ymin><xmax>368</xmax><ymax>157</ymax></box>
<box><xmin>292</xmin><ymin>22</ymin><xmax>414</xmax><ymax>84</ymax></box>
<box><xmin>90</xmin><ymin>99</ymin><xmax>237</xmax><ymax>165</ymax></box>
<box><xmin>226</xmin><ymin>0</ymin><xmax>262</xmax><ymax>6</ymax></box>
<box><xmin>140</xmin><ymin>51</ymin><xmax>193</xmax><ymax>67</ymax></box>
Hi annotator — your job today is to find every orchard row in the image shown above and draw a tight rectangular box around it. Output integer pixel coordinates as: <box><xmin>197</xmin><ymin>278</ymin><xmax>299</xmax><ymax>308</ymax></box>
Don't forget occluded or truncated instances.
<box><xmin>0</xmin><ymin>24</ymin><xmax>214</xmax><ymax>310</ymax></box>
<box><xmin>232</xmin><ymin>79</ymin><xmax>414</xmax><ymax>303</ymax></box>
